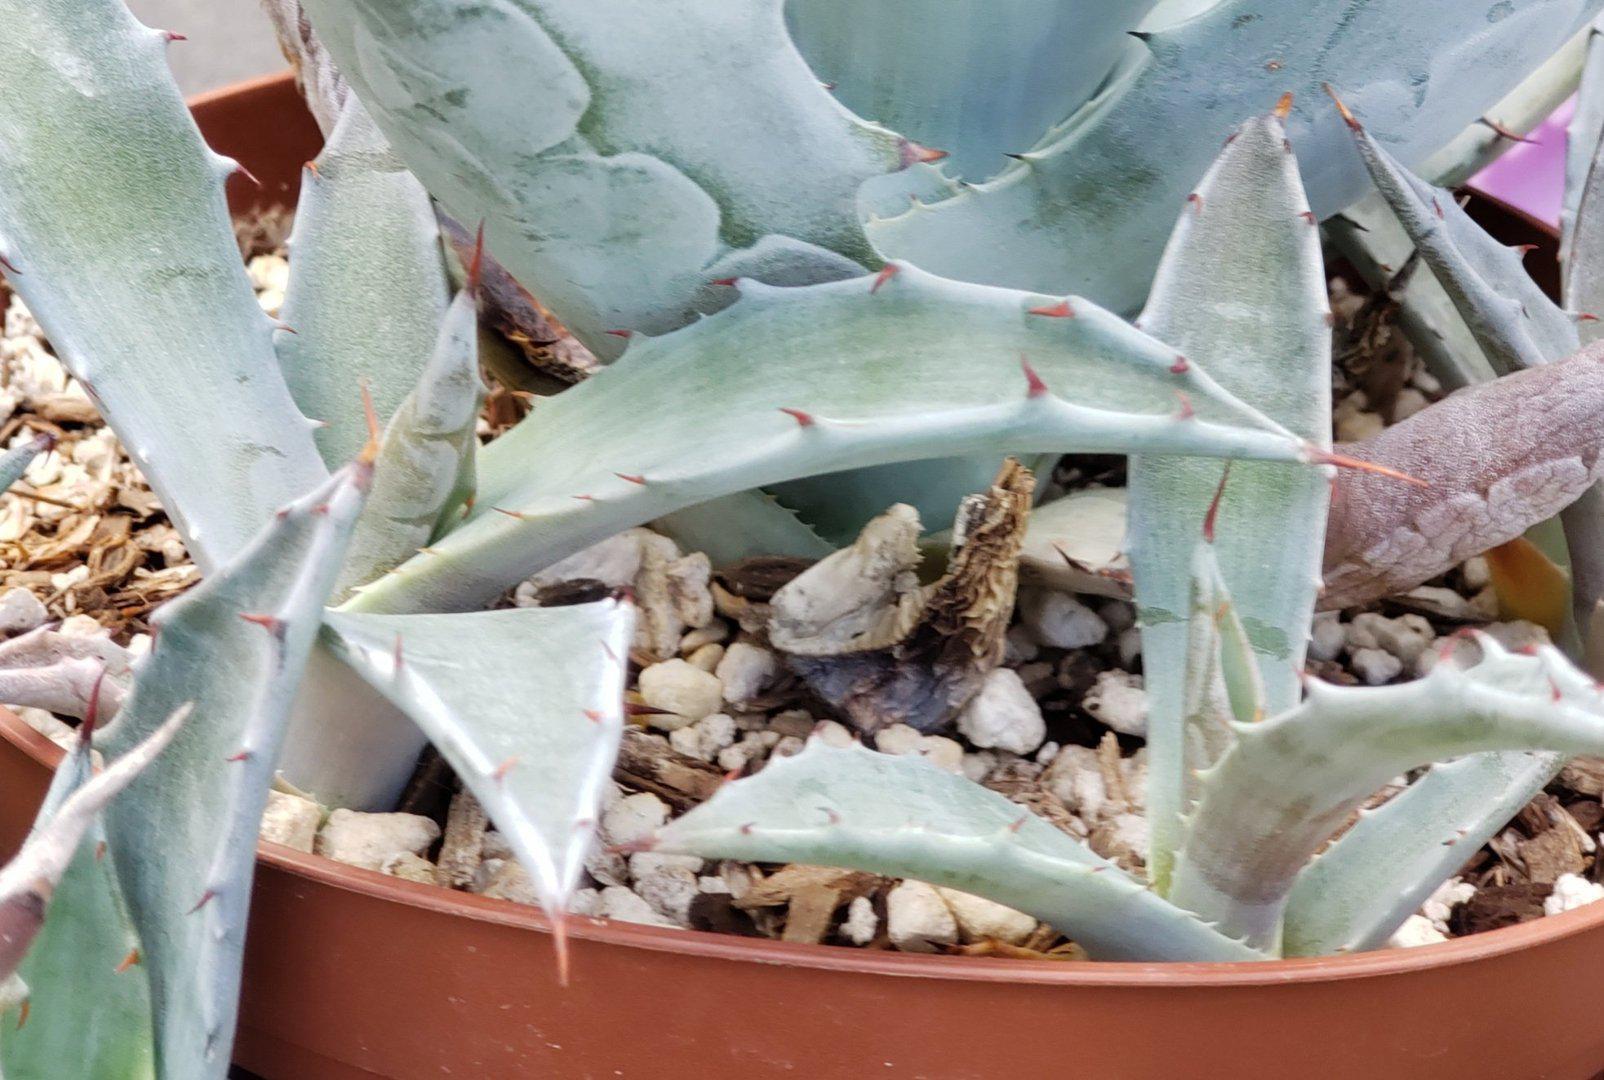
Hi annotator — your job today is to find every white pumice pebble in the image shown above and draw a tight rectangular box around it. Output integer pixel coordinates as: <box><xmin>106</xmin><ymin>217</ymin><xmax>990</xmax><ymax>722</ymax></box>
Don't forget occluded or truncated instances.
<box><xmin>715</xmin><ymin>642</ymin><xmax>781</xmax><ymax>706</ymax></box>
<box><xmin>637</xmin><ymin>658</ymin><xmax>724</xmax><ymax>728</ymax></box>
<box><xmin>1081</xmin><ymin>670</ymin><xmax>1147</xmax><ymax>737</ymax></box>
<box><xmin>956</xmin><ymin>669</ymin><xmax>1047</xmax><ymax>753</ymax></box>
<box><xmin>314</xmin><ymin>810</ymin><xmax>440</xmax><ymax>872</ymax></box>
<box><xmin>886</xmin><ymin>880</ymin><xmax>958</xmax><ymax>952</ymax></box>
<box><xmin>1387</xmin><ymin>914</ymin><xmax>1448</xmax><ymax>949</ymax></box>
<box><xmin>1018</xmin><ymin>588</ymin><xmax>1108</xmax><ymax>649</ymax></box>
<box><xmin>935</xmin><ymin>887</ymin><xmax>1037</xmax><ymax>945</ymax></box>
<box><xmin>1544</xmin><ymin>873</ymin><xmax>1604</xmax><ymax>916</ymax></box>
<box><xmin>1350</xmin><ymin>647</ymin><xmax>1402</xmax><ymax>686</ymax></box>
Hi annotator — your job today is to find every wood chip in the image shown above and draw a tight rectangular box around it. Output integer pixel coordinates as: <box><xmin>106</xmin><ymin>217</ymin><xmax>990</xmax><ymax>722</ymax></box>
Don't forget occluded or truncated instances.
<box><xmin>733</xmin><ymin>864</ymin><xmax>880</xmax><ymax>910</ymax></box>
<box><xmin>435</xmin><ymin>790</ymin><xmax>490</xmax><ymax>889</ymax></box>
<box><xmin>614</xmin><ymin>728</ymin><xmax>724</xmax><ymax>811</ymax></box>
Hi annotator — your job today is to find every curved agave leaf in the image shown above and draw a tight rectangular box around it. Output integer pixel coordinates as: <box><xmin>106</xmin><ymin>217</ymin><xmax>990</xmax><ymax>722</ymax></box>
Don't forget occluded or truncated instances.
<box><xmin>786</xmin><ymin>0</ymin><xmax>1158</xmax><ymax>181</ymax></box>
<box><xmin>323</xmin><ymin>601</ymin><xmax>633</xmax><ymax>927</ymax></box>
<box><xmin>297</xmin><ymin>0</ymin><xmax>912</xmax><ymax>354</ymax></box>
<box><xmin>0</xmin><ymin>0</ymin><xmax>327</xmax><ymax>571</ymax></box>
<box><xmin>0</xmin><ymin>710</ymin><xmax>178</xmax><ymax>1080</ymax></box>
<box><xmin>1170</xmin><ymin>638</ymin><xmax>1604</xmax><ymax>952</ymax></box>
<box><xmin>1565</xmin><ymin>16</ymin><xmax>1604</xmax><ymax>267</ymax></box>
<box><xmin>869</xmin><ymin>0</ymin><xmax>1600</xmax><ymax>313</ymax></box>
<box><xmin>1281</xmin><ymin>750</ymin><xmax>1559</xmax><ymax>957</ymax></box>
<box><xmin>1337</xmin><ymin>94</ymin><xmax>1581</xmax><ymax>375</ymax></box>
<box><xmin>99</xmin><ymin>463</ymin><xmax>368</xmax><ymax>1078</ymax></box>
<box><xmin>653</xmin><ymin>491</ymin><xmax>834</xmax><ymax>566</ymax></box>
<box><xmin>1127</xmin><ymin>109</ymin><xmax>1331</xmax><ymax>891</ymax></box>
<box><xmin>655</xmin><ymin>740</ymin><xmax>1263</xmax><ymax>962</ymax></box>
<box><xmin>335</xmin><ymin>287</ymin><xmax>483</xmax><ymax>598</ymax></box>
<box><xmin>277</xmin><ymin>94</ymin><xmax>452</xmax><ymax>467</ymax></box>
<box><xmin>346</xmin><ymin>266</ymin><xmax>1306</xmax><ymax>615</ymax></box>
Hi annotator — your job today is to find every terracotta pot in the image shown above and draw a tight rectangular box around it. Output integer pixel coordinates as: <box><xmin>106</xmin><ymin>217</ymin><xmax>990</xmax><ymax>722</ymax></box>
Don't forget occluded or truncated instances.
<box><xmin>3</xmin><ymin>71</ymin><xmax>1601</xmax><ymax>1080</ymax></box>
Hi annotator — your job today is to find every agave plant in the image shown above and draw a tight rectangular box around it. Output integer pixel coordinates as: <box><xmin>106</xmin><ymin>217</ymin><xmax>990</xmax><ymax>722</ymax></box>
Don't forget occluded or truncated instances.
<box><xmin>1</xmin><ymin>0</ymin><xmax>1604</xmax><ymax>1073</ymax></box>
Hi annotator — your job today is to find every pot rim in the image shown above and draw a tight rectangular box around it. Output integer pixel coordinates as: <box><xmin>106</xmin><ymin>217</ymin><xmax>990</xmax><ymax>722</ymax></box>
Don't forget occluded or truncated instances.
<box><xmin>6</xmin><ymin>706</ymin><xmax>1598</xmax><ymax>988</ymax></box>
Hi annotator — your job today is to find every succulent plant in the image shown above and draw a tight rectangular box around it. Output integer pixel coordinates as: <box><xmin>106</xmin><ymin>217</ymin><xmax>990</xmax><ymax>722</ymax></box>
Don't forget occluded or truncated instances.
<box><xmin>3</xmin><ymin>0</ymin><xmax>1604</xmax><ymax>1072</ymax></box>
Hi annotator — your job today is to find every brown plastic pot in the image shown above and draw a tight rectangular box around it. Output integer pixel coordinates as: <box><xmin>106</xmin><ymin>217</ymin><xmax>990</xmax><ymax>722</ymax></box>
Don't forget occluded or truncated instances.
<box><xmin>2</xmin><ymin>71</ymin><xmax>1600</xmax><ymax>1080</ymax></box>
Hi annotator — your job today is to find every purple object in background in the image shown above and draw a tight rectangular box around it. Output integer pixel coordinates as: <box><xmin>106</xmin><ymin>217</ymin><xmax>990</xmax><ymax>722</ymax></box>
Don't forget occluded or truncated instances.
<box><xmin>1469</xmin><ymin>98</ymin><xmax>1574</xmax><ymax>228</ymax></box>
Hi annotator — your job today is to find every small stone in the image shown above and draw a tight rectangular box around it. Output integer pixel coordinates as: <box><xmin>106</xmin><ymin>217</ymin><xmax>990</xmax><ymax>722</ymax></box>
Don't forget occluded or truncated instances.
<box><xmin>955</xmin><ymin>669</ymin><xmax>1046</xmax><ymax>754</ymax></box>
<box><xmin>1391</xmin><ymin>386</ymin><xmax>1429</xmax><ymax>421</ymax></box>
<box><xmin>1117</xmin><ymin>626</ymin><xmax>1142</xmax><ymax>669</ymax></box>
<box><xmin>715</xmin><ymin>642</ymin><xmax>781</xmax><ymax>706</ymax></box>
<box><xmin>1461</xmin><ymin>556</ymin><xmax>1491</xmax><ymax>591</ymax></box>
<box><xmin>1308</xmin><ymin>612</ymin><xmax>1344</xmax><ymax>663</ymax></box>
<box><xmin>569</xmin><ymin>888</ymin><xmax>603</xmax><ymax>917</ymax></box>
<box><xmin>1387</xmin><ymin>914</ymin><xmax>1447</xmax><ymax>949</ymax></box>
<box><xmin>1350</xmin><ymin>647</ymin><xmax>1402</xmax><ymax>686</ymax></box>
<box><xmin>679</xmin><ymin>622</ymin><xmax>730</xmax><ymax>653</ymax></box>
<box><xmin>1090</xmin><ymin>812</ymin><xmax>1148</xmax><ymax>872</ymax></box>
<box><xmin>1082</xmin><ymin>670</ymin><xmax>1147</xmax><ymax>737</ymax></box>
<box><xmin>598</xmin><ymin>885</ymin><xmax>677</xmax><ymax>928</ymax></box>
<box><xmin>1335</xmin><ymin>408</ymin><xmax>1384</xmax><ymax>442</ymax></box>
<box><xmin>1034</xmin><ymin>740</ymin><xmax>1060</xmax><ymax>766</ymax></box>
<box><xmin>259</xmin><ymin>790</ymin><xmax>321</xmax><ymax>852</ymax></box>
<box><xmin>1543</xmin><ymin>873</ymin><xmax>1604</xmax><ymax>916</ymax></box>
<box><xmin>1348</xmin><ymin>613</ymin><xmax>1435</xmax><ymax>665</ymax></box>
<box><xmin>668</xmin><ymin>712</ymin><xmax>738</xmax><ymax>762</ymax></box>
<box><xmin>961</xmin><ymin>751</ymin><xmax>997</xmax><ymax>783</ymax></box>
<box><xmin>637</xmin><ymin>659</ymin><xmax>724</xmax><ymax>728</ymax></box>
<box><xmin>811</xmin><ymin>719</ymin><xmax>855</xmax><ymax>748</ymax></box>
<box><xmin>1097</xmin><ymin>600</ymin><xmax>1136</xmax><ymax>634</ymax></box>
<box><xmin>717</xmin><ymin>731</ymin><xmax>781</xmax><ymax>774</ymax></box>
<box><xmin>382</xmin><ymin>851</ymin><xmax>438</xmax><ymax>884</ymax></box>
<box><xmin>918</xmin><ymin>735</ymin><xmax>964</xmax><ymax>774</ymax></box>
<box><xmin>1421</xmin><ymin>877</ymin><xmax>1476</xmax><ymax>933</ymax></box>
<box><xmin>840</xmin><ymin>895</ymin><xmax>879</xmax><ymax>945</ymax></box>
<box><xmin>935</xmin><ymin>887</ymin><xmax>1037</xmax><ymax>945</ymax></box>
<box><xmin>772</xmin><ymin>734</ymin><xmax>807</xmax><ymax>760</ymax></box>
<box><xmin>685</xmin><ymin>642</ymin><xmax>725</xmax><ymax>672</ymax></box>
<box><xmin>665</xmin><ymin>552</ymin><xmax>715</xmax><ymax>629</ymax></box>
<box><xmin>874</xmin><ymin>724</ymin><xmax>924</xmax><ymax>756</ymax></box>
<box><xmin>523</xmin><ymin>529</ymin><xmax>645</xmax><ymax>593</ymax></box>
<box><xmin>600</xmin><ymin>792</ymin><xmax>669</xmax><ymax>851</ymax></box>
<box><xmin>1004</xmin><ymin>625</ymin><xmax>1039</xmax><ymax>665</ymax></box>
<box><xmin>315</xmin><ymin>809</ymin><xmax>440</xmax><ymax>872</ymax></box>
<box><xmin>1018</xmin><ymin>589</ymin><xmax>1107</xmax><ymax>649</ymax></box>
<box><xmin>1043</xmin><ymin>744</ymin><xmax>1108</xmax><ymax>822</ymax></box>
<box><xmin>885</xmin><ymin>880</ymin><xmax>957</xmax><ymax>952</ymax></box>
<box><xmin>629</xmin><ymin>852</ymin><xmax>703</xmax><ymax>925</ymax></box>
<box><xmin>0</xmin><ymin>588</ymin><xmax>47</xmax><ymax>635</ymax></box>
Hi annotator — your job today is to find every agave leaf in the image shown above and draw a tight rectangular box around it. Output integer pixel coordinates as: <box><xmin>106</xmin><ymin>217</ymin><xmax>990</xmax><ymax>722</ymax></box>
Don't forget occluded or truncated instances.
<box><xmin>322</xmin><ymin>600</ymin><xmax>634</xmax><ymax>922</ymax></box>
<box><xmin>0</xmin><ymin>706</ymin><xmax>185</xmax><ymax>985</ymax></box>
<box><xmin>1169</xmin><ymin>637</ymin><xmax>1604</xmax><ymax>951</ymax></box>
<box><xmin>0</xmin><ymin>0</ymin><xmax>328</xmax><ymax>571</ymax></box>
<box><xmin>259</xmin><ymin>0</ymin><xmax>349</xmax><ymax>133</ymax></box>
<box><xmin>1323</xmin><ymin>201</ymin><xmax>1498</xmax><ymax>391</ymax></box>
<box><xmin>1323</xmin><ymin>343</ymin><xmax>1604</xmax><ymax>610</ymax></box>
<box><xmin>345</xmin><ymin>266</ymin><xmax>1306</xmax><ymax>615</ymax></box>
<box><xmin>278</xmin><ymin>94</ymin><xmax>452</xmax><ymax>467</ymax></box>
<box><xmin>1127</xmin><ymin>109</ymin><xmax>1331</xmax><ymax>892</ymax></box>
<box><xmin>869</xmin><ymin>0</ymin><xmax>1600</xmax><ymax>313</ymax></box>
<box><xmin>98</xmin><ymin>462</ymin><xmax>368</xmax><ymax>1078</ymax></box>
<box><xmin>653</xmin><ymin>491</ymin><xmax>834</xmax><ymax>566</ymax></box>
<box><xmin>335</xmin><ymin>287</ymin><xmax>483</xmax><ymax>598</ymax></box>
<box><xmin>297</xmin><ymin>0</ymin><xmax>913</xmax><ymax>354</ymax></box>
<box><xmin>0</xmin><ymin>433</ymin><xmax>50</xmax><ymax>496</ymax></box>
<box><xmin>1337</xmin><ymin>95</ymin><xmax>1581</xmax><ymax>374</ymax></box>
<box><xmin>1281</xmin><ymin>751</ymin><xmax>1559</xmax><ymax>957</ymax></box>
<box><xmin>0</xmin><ymin>710</ymin><xmax>176</xmax><ymax>1079</ymax></box>
<box><xmin>655</xmin><ymin>740</ymin><xmax>1263</xmax><ymax>962</ymax></box>
<box><xmin>786</xmin><ymin>0</ymin><xmax>1158</xmax><ymax>181</ymax></box>
<box><xmin>766</xmin><ymin>455</ymin><xmax>1025</xmax><ymax>549</ymax></box>
<box><xmin>1178</xmin><ymin>540</ymin><xmax>1264</xmax><ymax>822</ymax></box>
<box><xmin>1565</xmin><ymin>16</ymin><xmax>1604</xmax><ymax>267</ymax></box>
<box><xmin>1420</xmin><ymin>23</ymin><xmax>1591</xmax><ymax>189</ymax></box>
<box><xmin>0</xmin><ymin>627</ymin><xmax>133</xmax><ymax>721</ymax></box>
<box><xmin>1017</xmin><ymin>487</ymin><xmax>1131</xmax><ymax>598</ymax></box>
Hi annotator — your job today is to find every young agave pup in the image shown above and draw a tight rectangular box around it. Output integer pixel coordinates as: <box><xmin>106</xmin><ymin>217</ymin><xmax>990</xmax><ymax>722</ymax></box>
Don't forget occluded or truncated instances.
<box><xmin>4</xmin><ymin>0</ymin><xmax>1604</xmax><ymax>1071</ymax></box>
